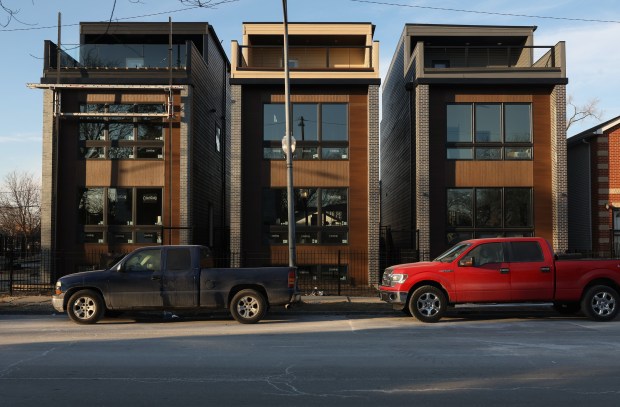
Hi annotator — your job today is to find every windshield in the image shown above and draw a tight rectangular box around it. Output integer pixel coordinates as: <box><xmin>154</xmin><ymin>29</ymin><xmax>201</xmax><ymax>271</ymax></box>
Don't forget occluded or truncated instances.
<box><xmin>434</xmin><ymin>243</ymin><xmax>472</xmax><ymax>263</ymax></box>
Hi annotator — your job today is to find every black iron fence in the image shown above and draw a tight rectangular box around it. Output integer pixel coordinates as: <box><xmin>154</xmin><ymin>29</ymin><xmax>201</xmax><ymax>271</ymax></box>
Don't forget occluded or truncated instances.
<box><xmin>1</xmin><ymin>248</ymin><xmax>380</xmax><ymax>297</ymax></box>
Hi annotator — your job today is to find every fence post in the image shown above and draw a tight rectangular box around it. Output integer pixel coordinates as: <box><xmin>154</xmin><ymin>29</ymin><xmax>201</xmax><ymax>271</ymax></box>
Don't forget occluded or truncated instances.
<box><xmin>337</xmin><ymin>250</ymin><xmax>341</xmax><ymax>296</ymax></box>
<box><xmin>8</xmin><ymin>249</ymin><xmax>14</xmax><ymax>296</ymax></box>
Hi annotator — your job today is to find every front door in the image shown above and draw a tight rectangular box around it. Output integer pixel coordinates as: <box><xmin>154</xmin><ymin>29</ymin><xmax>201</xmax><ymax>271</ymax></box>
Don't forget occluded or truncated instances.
<box><xmin>454</xmin><ymin>242</ymin><xmax>511</xmax><ymax>302</ymax></box>
<box><xmin>107</xmin><ymin>248</ymin><xmax>163</xmax><ymax>309</ymax></box>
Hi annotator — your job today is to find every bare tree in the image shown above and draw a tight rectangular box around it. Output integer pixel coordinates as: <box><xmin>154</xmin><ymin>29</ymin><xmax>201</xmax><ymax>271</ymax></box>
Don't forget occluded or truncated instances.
<box><xmin>0</xmin><ymin>171</ymin><xmax>41</xmax><ymax>242</ymax></box>
<box><xmin>0</xmin><ymin>0</ymin><xmax>36</xmax><ymax>27</ymax></box>
<box><xmin>566</xmin><ymin>95</ymin><xmax>604</xmax><ymax>132</ymax></box>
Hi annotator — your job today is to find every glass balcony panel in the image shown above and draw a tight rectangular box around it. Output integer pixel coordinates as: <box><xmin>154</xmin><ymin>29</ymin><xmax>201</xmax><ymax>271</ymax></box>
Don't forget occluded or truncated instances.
<box><xmin>61</xmin><ymin>44</ymin><xmax>187</xmax><ymax>69</ymax></box>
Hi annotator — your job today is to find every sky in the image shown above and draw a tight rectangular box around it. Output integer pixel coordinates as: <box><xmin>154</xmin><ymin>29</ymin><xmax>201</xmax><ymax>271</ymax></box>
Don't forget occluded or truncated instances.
<box><xmin>0</xmin><ymin>0</ymin><xmax>619</xmax><ymax>184</ymax></box>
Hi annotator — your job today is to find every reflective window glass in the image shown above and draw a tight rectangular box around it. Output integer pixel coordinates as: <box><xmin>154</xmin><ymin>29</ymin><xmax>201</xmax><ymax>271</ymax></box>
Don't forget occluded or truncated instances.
<box><xmin>475</xmin><ymin>104</ymin><xmax>501</xmax><ymax>142</ymax></box>
<box><xmin>447</xmin><ymin>189</ymin><xmax>473</xmax><ymax>227</ymax></box>
<box><xmin>476</xmin><ymin>189</ymin><xmax>502</xmax><ymax>228</ymax></box>
<box><xmin>447</xmin><ymin>104</ymin><xmax>472</xmax><ymax>142</ymax></box>
<box><xmin>263</xmin><ymin>104</ymin><xmax>286</xmax><ymax>141</ymax></box>
<box><xmin>136</xmin><ymin>189</ymin><xmax>162</xmax><ymax>226</ymax></box>
<box><xmin>78</xmin><ymin>188</ymin><xmax>104</xmax><ymax>225</ymax></box>
<box><xmin>108</xmin><ymin>188</ymin><xmax>133</xmax><ymax>226</ymax></box>
<box><xmin>293</xmin><ymin>104</ymin><xmax>318</xmax><ymax>141</ymax></box>
<box><xmin>321</xmin><ymin>104</ymin><xmax>348</xmax><ymax>141</ymax></box>
<box><xmin>504</xmin><ymin>188</ymin><xmax>532</xmax><ymax>227</ymax></box>
<box><xmin>505</xmin><ymin>104</ymin><xmax>532</xmax><ymax>142</ymax></box>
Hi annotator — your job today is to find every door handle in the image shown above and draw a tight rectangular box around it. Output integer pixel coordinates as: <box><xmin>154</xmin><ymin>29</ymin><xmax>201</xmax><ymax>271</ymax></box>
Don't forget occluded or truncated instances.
<box><xmin>540</xmin><ymin>266</ymin><xmax>551</xmax><ymax>273</ymax></box>
<box><xmin>499</xmin><ymin>268</ymin><xmax>510</xmax><ymax>274</ymax></box>
<box><xmin>151</xmin><ymin>275</ymin><xmax>161</xmax><ymax>281</ymax></box>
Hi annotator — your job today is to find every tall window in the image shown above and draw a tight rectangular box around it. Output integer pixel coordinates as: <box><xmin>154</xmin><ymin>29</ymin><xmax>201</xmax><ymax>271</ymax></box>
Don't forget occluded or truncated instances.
<box><xmin>262</xmin><ymin>187</ymin><xmax>348</xmax><ymax>245</ymax></box>
<box><xmin>446</xmin><ymin>187</ymin><xmax>533</xmax><ymax>245</ymax></box>
<box><xmin>263</xmin><ymin>103</ymin><xmax>348</xmax><ymax>160</ymax></box>
<box><xmin>446</xmin><ymin>103</ymin><xmax>532</xmax><ymax>160</ymax></box>
<box><xmin>78</xmin><ymin>103</ymin><xmax>166</xmax><ymax>160</ymax></box>
<box><xmin>77</xmin><ymin>187</ymin><xmax>163</xmax><ymax>244</ymax></box>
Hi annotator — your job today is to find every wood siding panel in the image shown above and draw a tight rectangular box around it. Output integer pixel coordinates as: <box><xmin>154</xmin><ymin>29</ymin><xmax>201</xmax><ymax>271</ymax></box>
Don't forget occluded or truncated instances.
<box><xmin>452</xmin><ymin>161</ymin><xmax>533</xmax><ymax>186</ymax></box>
<box><xmin>268</xmin><ymin>161</ymin><xmax>348</xmax><ymax>187</ymax></box>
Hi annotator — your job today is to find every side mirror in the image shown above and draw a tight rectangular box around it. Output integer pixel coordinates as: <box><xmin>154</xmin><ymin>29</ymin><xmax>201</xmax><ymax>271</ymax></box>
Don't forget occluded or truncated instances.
<box><xmin>459</xmin><ymin>257</ymin><xmax>474</xmax><ymax>267</ymax></box>
<box><xmin>115</xmin><ymin>263</ymin><xmax>124</xmax><ymax>272</ymax></box>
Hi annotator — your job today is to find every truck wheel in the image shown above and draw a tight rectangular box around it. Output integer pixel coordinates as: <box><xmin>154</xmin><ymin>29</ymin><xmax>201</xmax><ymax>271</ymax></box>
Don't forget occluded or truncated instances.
<box><xmin>409</xmin><ymin>285</ymin><xmax>446</xmax><ymax>323</ymax></box>
<box><xmin>230</xmin><ymin>289</ymin><xmax>266</xmax><ymax>324</ymax></box>
<box><xmin>581</xmin><ymin>285</ymin><xmax>619</xmax><ymax>321</ymax></box>
<box><xmin>67</xmin><ymin>290</ymin><xmax>104</xmax><ymax>324</ymax></box>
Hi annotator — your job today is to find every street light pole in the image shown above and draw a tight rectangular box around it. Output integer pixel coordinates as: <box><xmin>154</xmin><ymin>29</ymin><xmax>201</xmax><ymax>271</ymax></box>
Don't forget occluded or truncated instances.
<box><xmin>282</xmin><ymin>0</ymin><xmax>296</xmax><ymax>267</ymax></box>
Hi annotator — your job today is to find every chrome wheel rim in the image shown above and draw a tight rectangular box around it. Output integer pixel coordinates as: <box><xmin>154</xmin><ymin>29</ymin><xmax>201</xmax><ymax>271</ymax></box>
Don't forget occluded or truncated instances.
<box><xmin>72</xmin><ymin>296</ymin><xmax>97</xmax><ymax>320</ymax></box>
<box><xmin>236</xmin><ymin>296</ymin><xmax>260</xmax><ymax>319</ymax></box>
<box><xmin>590</xmin><ymin>291</ymin><xmax>616</xmax><ymax>316</ymax></box>
<box><xmin>417</xmin><ymin>292</ymin><xmax>441</xmax><ymax>317</ymax></box>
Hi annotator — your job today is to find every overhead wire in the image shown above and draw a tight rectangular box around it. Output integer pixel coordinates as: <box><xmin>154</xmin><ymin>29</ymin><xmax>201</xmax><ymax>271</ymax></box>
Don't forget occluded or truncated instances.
<box><xmin>0</xmin><ymin>0</ymin><xmax>239</xmax><ymax>32</ymax></box>
<box><xmin>350</xmin><ymin>0</ymin><xmax>620</xmax><ymax>24</ymax></box>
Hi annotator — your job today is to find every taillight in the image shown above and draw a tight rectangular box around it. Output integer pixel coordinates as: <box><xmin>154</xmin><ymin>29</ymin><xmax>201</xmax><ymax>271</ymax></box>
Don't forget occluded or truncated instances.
<box><xmin>288</xmin><ymin>268</ymin><xmax>297</xmax><ymax>288</ymax></box>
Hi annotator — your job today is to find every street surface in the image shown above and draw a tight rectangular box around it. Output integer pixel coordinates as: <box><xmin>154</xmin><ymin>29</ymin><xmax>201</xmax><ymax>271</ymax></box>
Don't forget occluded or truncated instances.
<box><xmin>1</xmin><ymin>311</ymin><xmax>620</xmax><ymax>406</ymax></box>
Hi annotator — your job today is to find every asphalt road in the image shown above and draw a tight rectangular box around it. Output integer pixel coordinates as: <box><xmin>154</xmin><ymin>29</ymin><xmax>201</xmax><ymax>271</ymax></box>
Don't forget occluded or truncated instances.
<box><xmin>1</xmin><ymin>312</ymin><xmax>620</xmax><ymax>407</ymax></box>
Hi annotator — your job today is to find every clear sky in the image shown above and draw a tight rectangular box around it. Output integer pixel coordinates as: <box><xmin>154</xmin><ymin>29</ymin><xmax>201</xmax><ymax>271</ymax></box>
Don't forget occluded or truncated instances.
<box><xmin>1</xmin><ymin>0</ymin><xmax>619</xmax><ymax>184</ymax></box>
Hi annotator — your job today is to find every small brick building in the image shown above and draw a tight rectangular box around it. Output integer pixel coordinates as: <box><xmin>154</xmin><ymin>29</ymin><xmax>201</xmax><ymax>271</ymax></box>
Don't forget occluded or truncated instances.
<box><xmin>567</xmin><ymin>116</ymin><xmax>620</xmax><ymax>255</ymax></box>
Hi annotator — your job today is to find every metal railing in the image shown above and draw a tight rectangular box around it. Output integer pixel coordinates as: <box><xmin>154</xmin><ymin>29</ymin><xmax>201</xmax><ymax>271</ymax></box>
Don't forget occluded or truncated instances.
<box><xmin>422</xmin><ymin>45</ymin><xmax>558</xmax><ymax>69</ymax></box>
<box><xmin>237</xmin><ymin>45</ymin><xmax>373</xmax><ymax>70</ymax></box>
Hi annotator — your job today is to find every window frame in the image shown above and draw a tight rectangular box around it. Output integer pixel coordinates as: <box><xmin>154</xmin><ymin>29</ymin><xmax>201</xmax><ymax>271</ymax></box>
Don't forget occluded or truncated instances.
<box><xmin>262</xmin><ymin>102</ymin><xmax>349</xmax><ymax>161</ymax></box>
<box><xmin>446</xmin><ymin>102</ymin><xmax>533</xmax><ymax>161</ymax></box>
<box><xmin>445</xmin><ymin>187</ymin><xmax>534</xmax><ymax>245</ymax></box>
<box><xmin>77</xmin><ymin>103</ymin><xmax>166</xmax><ymax>161</ymax></box>
<box><xmin>262</xmin><ymin>187</ymin><xmax>349</xmax><ymax>246</ymax></box>
<box><xmin>78</xmin><ymin>186</ymin><xmax>164</xmax><ymax>245</ymax></box>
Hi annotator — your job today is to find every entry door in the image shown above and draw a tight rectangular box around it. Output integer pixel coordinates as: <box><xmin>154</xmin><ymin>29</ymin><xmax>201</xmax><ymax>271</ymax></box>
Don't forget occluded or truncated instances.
<box><xmin>161</xmin><ymin>247</ymin><xmax>198</xmax><ymax>308</ymax></box>
<box><xmin>107</xmin><ymin>248</ymin><xmax>164</xmax><ymax>309</ymax></box>
<box><xmin>454</xmin><ymin>242</ymin><xmax>511</xmax><ymax>302</ymax></box>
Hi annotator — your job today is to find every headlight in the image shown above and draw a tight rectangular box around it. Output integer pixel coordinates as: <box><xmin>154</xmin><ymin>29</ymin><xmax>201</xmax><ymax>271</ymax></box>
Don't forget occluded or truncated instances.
<box><xmin>383</xmin><ymin>272</ymin><xmax>408</xmax><ymax>287</ymax></box>
<box><xmin>388</xmin><ymin>273</ymin><xmax>408</xmax><ymax>284</ymax></box>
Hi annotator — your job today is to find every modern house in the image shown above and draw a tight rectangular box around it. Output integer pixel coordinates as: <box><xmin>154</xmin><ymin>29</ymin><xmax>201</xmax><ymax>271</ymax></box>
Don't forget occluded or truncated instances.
<box><xmin>380</xmin><ymin>24</ymin><xmax>568</xmax><ymax>260</ymax></box>
<box><xmin>567</xmin><ymin>116</ymin><xmax>620</xmax><ymax>256</ymax></box>
<box><xmin>30</xmin><ymin>22</ymin><xmax>230</xmax><ymax>274</ymax></box>
<box><xmin>230</xmin><ymin>22</ymin><xmax>380</xmax><ymax>289</ymax></box>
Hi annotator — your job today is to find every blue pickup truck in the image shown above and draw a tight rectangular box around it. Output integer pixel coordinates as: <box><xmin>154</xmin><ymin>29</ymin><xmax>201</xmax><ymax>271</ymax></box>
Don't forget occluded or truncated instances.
<box><xmin>52</xmin><ymin>245</ymin><xmax>299</xmax><ymax>324</ymax></box>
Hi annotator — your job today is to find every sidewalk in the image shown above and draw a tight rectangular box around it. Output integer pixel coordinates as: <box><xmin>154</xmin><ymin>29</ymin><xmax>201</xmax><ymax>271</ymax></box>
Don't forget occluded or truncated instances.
<box><xmin>0</xmin><ymin>294</ymin><xmax>392</xmax><ymax>315</ymax></box>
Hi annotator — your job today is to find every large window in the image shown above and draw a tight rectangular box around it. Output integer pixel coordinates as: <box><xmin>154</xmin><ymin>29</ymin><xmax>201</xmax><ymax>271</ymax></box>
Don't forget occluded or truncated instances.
<box><xmin>446</xmin><ymin>103</ymin><xmax>532</xmax><ymax>160</ymax></box>
<box><xmin>263</xmin><ymin>103</ymin><xmax>348</xmax><ymax>160</ymax></box>
<box><xmin>446</xmin><ymin>187</ymin><xmax>533</xmax><ymax>245</ymax></box>
<box><xmin>78</xmin><ymin>103</ymin><xmax>165</xmax><ymax>160</ymax></box>
<box><xmin>77</xmin><ymin>187</ymin><xmax>163</xmax><ymax>244</ymax></box>
<box><xmin>262</xmin><ymin>187</ymin><xmax>348</xmax><ymax>245</ymax></box>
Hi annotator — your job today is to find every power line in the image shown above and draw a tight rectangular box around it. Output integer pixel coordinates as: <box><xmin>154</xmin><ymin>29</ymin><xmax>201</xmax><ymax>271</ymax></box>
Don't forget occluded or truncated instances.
<box><xmin>0</xmin><ymin>0</ymin><xmax>239</xmax><ymax>32</ymax></box>
<box><xmin>351</xmin><ymin>0</ymin><xmax>620</xmax><ymax>24</ymax></box>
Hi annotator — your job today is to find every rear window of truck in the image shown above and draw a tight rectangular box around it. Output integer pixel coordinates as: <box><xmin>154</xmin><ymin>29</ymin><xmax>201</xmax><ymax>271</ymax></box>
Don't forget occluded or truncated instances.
<box><xmin>509</xmin><ymin>241</ymin><xmax>544</xmax><ymax>262</ymax></box>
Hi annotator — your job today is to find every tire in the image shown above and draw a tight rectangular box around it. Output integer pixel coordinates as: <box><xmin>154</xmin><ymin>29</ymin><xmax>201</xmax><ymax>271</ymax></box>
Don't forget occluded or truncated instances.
<box><xmin>581</xmin><ymin>285</ymin><xmax>619</xmax><ymax>321</ymax></box>
<box><xmin>67</xmin><ymin>289</ymin><xmax>104</xmax><ymax>324</ymax></box>
<box><xmin>553</xmin><ymin>302</ymin><xmax>581</xmax><ymax>315</ymax></box>
<box><xmin>230</xmin><ymin>289</ymin><xmax>267</xmax><ymax>324</ymax></box>
<box><xmin>408</xmin><ymin>285</ymin><xmax>447</xmax><ymax>323</ymax></box>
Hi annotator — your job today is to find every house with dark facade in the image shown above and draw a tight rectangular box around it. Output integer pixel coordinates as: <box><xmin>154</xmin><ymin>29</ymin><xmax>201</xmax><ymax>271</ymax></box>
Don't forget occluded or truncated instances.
<box><xmin>567</xmin><ymin>116</ymin><xmax>620</xmax><ymax>256</ymax></box>
<box><xmin>380</xmin><ymin>24</ymin><xmax>568</xmax><ymax>260</ymax></box>
<box><xmin>229</xmin><ymin>22</ymin><xmax>380</xmax><ymax>289</ymax></box>
<box><xmin>30</xmin><ymin>22</ymin><xmax>230</xmax><ymax>274</ymax></box>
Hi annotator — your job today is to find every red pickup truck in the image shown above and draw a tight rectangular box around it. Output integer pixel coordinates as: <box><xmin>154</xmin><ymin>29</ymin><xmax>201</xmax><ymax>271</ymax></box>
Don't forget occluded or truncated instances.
<box><xmin>379</xmin><ymin>237</ymin><xmax>620</xmax><ymax>322</ymax></box>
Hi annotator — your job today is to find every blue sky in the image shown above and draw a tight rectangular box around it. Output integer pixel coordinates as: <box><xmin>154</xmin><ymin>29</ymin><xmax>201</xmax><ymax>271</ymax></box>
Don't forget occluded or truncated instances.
<box><xmin>0</xmin><ymin>0</ymin><xmax>619</xmax><ymax>184</ymax></box>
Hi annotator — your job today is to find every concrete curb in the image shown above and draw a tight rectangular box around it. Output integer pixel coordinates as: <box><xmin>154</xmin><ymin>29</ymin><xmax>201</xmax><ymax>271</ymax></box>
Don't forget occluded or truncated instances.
<box><xmin>0</xmin><ymin>294</ymin><xmax>392</xmax><ymax>315</ymax></box>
